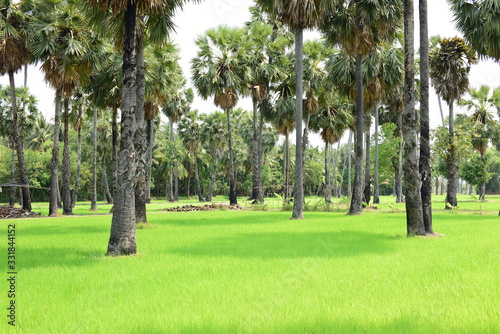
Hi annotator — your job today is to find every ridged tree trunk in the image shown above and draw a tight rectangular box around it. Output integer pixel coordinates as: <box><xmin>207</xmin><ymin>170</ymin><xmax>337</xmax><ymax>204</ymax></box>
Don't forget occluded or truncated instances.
<box><xmin>373</xmin><ymin>104</ymin><xmax>380</xmax><ymax>204</ymax></box>
<box><xmin>72</xmin><ymin>102</ymin><xmax>83</xmax><ymax>208</ymax></box>
<box><xmin>9</xmin><ymin>149</ymin><xmax>16</xmax><ymax>207</ymax></box>
<box><xmin>363</xmin><ymin>114</ymin><xmax>372</xmax><ymax>206</ymax></box>
<box><xmin>292</xmin><ymin>29</ymin><xmax>304</xmax><ymax>219</ymax></box>
<box><xmin>403</xmin><ymin>0</ymin><xmax>425</xmax><ymax>236</ymax></box>
<box><xmin>251</xmin><ymin>99</ymin><xmax>261</xmax><ymax>202</ymax></box>
<box><xmin>145</xmin><ymin>119</ymin><xmax>153</xmax><ymax>203</ymax></box>
<box><xmin>445</xmin><ymin>102</ymin><xmax>458</xmax><ymax>208</ymax></box>
<box><xmin>90</xmin><ymin>105</ymin><xmax>98</xmax><ymax>211</ymax></box>
<box><xmin>101</xmin><ymin>154</ymin><xmax>113</xmax><ymax>204</ymax></box>
<box><xmin>135</xmin><ymin>30</ymin><xmax>147</xmax><ymax>224</ymax></box>
<box><xmin>348</xmin><ymin>55</ymin><xmax>364</xmax><ymax>215</ymax></box>
<box><xmin>419</xmin><ymin>0</ymin><xmax>433</xmax><ymax>234</ymax></box>
<box><xmin>226</xmin><ymin>109</ymin><xmax>237</xmax><ymax>205</ymax></box>
<box><xmin>324</xmin><ymin>142</ymin><xmax>332</xmax><ymax>203</ymax></box>
<box><xmin>107</xmin><ymin>2</ymin><xmax>137</xmax><ymax>255</ymax></box>
<box><xmin>61</xmin><ymin>99</ymin><xmax>72</xmax><ymax>215</ymax></box>
<box><xmin>111</xmin><ymin>104</ymin><xmax>118</xmax><ymax>199</ymax></box>
<box><xmin>396</xmin><ymin>113</ymin><xmax>404</xmax><ymax>203</ymax></box>
<box><xmin>193</xmin><ymin>152</ymin><xmax>204</xmax><ymax>202</ymax></box>
<box><xmin>49</xmin><ymin>93</ymin><xmax>62</xmax><ymax>216</ymax></box>
<box><xmin>8</xmin><ymin>71</ymin><xmax>31</xmax><ymax>211</ymax></box>
<box><xmin>257</xmin><ymin>102</ymin><xmax>265</xmax><ymax>202</ymax></box>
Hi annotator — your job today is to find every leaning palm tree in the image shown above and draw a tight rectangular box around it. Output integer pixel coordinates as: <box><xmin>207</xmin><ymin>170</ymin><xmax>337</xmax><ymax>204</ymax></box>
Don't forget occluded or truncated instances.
<box><xmin>458</xmin><ymin>85</ymin><xmax>500</xmax><ymax>200</ymax></box>
<box><xmin>191</xmin><ymin>26</ymin><xmax>252</xmax><ymax>205</ymax></box>
<box><xmin>321</xmin><ymin>0</ymin><xmax>403</xmax><ymax>215</ymax></box>
<box><xmin>430</xmin><ymin>36</ymin><xmax>477</xmax><ymax>208</ymax></box>
<box><xmin>258</xmin><ymin>0</ymin><xmax>329</xmax><ymax>219</ymax></box>
<box><xmin>448</xmin><ymin>0</ymin><xmax>500</xmax><ymax>62</ymax></box>
<box><xmin>0</xmin><ymin>0</ymin><xmax>33</xmax><ymax>211</ymax></box>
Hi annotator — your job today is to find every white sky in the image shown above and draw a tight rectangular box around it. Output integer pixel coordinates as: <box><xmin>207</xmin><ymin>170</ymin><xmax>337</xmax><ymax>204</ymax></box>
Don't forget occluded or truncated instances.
<box><xmin>2</xmin><ymin>0</ymin><xmax>499</xmax><ymax>146</ymax></box>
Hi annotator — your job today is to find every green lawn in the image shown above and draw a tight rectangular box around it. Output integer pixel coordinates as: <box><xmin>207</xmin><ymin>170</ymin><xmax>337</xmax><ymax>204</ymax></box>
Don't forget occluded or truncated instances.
<box><xmin>1</xmin><ymin>197</ymin><xmax>499</xmax><ymax>333</ymax></box>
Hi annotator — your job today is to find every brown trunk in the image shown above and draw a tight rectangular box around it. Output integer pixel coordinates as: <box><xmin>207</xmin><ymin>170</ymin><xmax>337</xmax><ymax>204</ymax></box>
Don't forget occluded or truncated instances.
<box><xmin>445</xmin><ymin>102</ymin><xmax>458</xmax><ymax>208</ymax></box>
<box><xmin>324</xmin><ymin>142</ymin><xmax>332</xmax><ymax>203</ymax></box>
<box><xmin>72</xmin><ymin>101</ymin><xmax>83</xmax><ymax>208</ymax></box>
<box><xmin>49</xmin><ymin>93</ymin><xmax>62</xmax><ymax>216</ymax></box>
<box><xmin>90</xmin><ymin>105</ymin><xmax>98</xmax><ymax>211</ymax></box>
<box><xmin>226</xmin><ymin>109</ymin><xmax>237</xmax><ymax>205</ymax></box>
<box><xmin>292</xmin><ymin>29</ymin><xmax>304</xmax><ymax>219</ymax></box>
<box><xmin>62</xmin><ymin>98</ymin><xmax>72</xmax><ymax>215</ymax></box>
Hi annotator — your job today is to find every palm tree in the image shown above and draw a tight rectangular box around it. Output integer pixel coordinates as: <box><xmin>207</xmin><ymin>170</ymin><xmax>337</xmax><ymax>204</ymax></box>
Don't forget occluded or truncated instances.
<box><xmin>321</xmin><ymin>0</ymin><xmax>403</xmax><ymax>215</ymax></box>
<box><xmin>448</xmin><ymin>0</ymin><xmax>500</xmax><ymax>62</ymax></box>
<box><xmin>178</xmin><ymin>110</ymin><xmax>204</xmax><ymax>202</ymax></box>
<box><xmin>191</xmin><ymin>26</ymin><xmax>251</xmax><ymax>205</ymax></box>
<box><xmin>419</xmin><ymin>0</ymin><xmax>433</xmax><ymax>234</ymax></box>
<box><xmin>258</xmin><ymin>0</ymin><xmax>328</xmax><ymax>219</ymax></box>
<box><xmin>458</xmin><ymin>85</ymin><xmax>500</xmax><ymax>200</ymax></box>
<box><xmin>0</xmin><ymin>0</ymin><xmax>33</xmax><ymax>211</ymax></box>
<box><xmin>430</xmin><ymin>36</ymin><xmax>477</xmax><ymax>208</ymax></box>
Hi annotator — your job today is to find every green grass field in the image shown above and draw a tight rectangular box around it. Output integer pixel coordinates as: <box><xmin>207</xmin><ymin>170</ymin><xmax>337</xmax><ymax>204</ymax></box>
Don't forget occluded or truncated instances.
<box><xmin>1</xmin><ymin>196</ymin><xmax>499</xmax><ymax>333</ymax></box>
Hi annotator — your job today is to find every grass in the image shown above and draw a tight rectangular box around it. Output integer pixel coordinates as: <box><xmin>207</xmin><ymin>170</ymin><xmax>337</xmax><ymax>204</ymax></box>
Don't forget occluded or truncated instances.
<box><xmin>0</xmin><ymin>196</ymin><xmax>499</xmax><ymax>333</ymax></box>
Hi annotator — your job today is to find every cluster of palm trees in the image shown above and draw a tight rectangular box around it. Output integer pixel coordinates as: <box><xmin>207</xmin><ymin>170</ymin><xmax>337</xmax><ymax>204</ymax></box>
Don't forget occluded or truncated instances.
<box><xmin>2</xmin><ymin>0</ymin><xmax>498</xmax><ymax>255</ymax></box>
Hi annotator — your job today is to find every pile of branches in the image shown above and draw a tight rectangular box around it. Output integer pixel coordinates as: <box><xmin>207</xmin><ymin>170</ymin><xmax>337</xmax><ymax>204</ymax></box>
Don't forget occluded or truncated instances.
<box><xmin>0</xmin><ymin>206</ymin><xmax>41</xmax><ymax>218</ymax></box>
<box><xmin>166</xmin><ymin>204</ymin><xmax>215</xmax><ymax>212</ymax></box>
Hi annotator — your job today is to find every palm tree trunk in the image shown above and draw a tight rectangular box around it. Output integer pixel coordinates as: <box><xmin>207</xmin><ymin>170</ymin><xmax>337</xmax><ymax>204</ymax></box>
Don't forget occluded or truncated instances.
<box><xmin>72</xmin><ymin>102</ymin><xmax>83</xmax><ymax>208</ymax></box>
<box><xmin>257</xmin><ymin>101</ymin><xmax>265</xmax><ymax>202</ymax></box>
<box><xmin>403</xmin><ymin>0</ymin><xmax>424</xmax><ymax>235</ymax></box>
<box><xmin>145</xmin><ymin>119</ymin><xmax>153</xmax><ymax>203</ymax></box>
<box><xmin>284</xmin><ymin>133</ymin><xmax>290</xmax><ymax>199</ymax></box>
<box><xmin>9</xmin><ymin>149</ymin><xmax>16</xmax><ymax>207</ymax></box>
<box><xmin>49</xmin><ymin>93</ymin><xmax>62</xmax><ymax>216</ymax></box>
<box><xmin>61</xmin><ymin>99</ymin><xmax>72</xmax><ymax>215</ymax></box>
<box><xmin>8</xmin><ymin>70</ymin><xmax>31</xmax><ymax>211</ymax></box>
<box><xmin>445</xmin><ymin>101</ymin><xmax>458</xmax><ymax>208</ymax></box>
<box><xmin>112</xmin><ymin>104</ymin><xmax>118</xmax><ymax>199</ymax></box>
<box><xmin>437</xmin><ymin>96</ymin><xmax>445</xmax><ymax>126</ymax></box>
<box><xmin>292</xmin><ymin>29</ymin><xmax>304</xmax><ymax>219</ymax></box>
<box><xmin>373</xmin><ymin>104</ymin><xmax>380</xmax><ymax>204</ymax></box>
<box><xmin>194</xmin><ymin>152</ymin><xmax>204</xmax><ymax>202</ymax></box>
<box><xmin>135</xmin><ymin>29</ymin><xmax>147</xmax><ymax>224</ymax></box>
<box><xmin>101</xmin><ymin>153</ymin><xmax>113</xmax><ymax>204</ymax></box>
<box><xmin>347</xmin><ymin>130</ymin><xmax>352</xmax><ymax>198</ymax></box>
<box><xmin>226</xmin><ymin>108</ymin><xmax>238</xmax><ymax>205</ymax></box>
<box><xmin>107</xmin><ymin>1</ymin><xmax>137</xmax><ymax>256</ymax></box>
<box><xmin>396</xmin><ymin>113</ymin><xmax>403</xmax><ymax>203</ymax></box>
<box><xmin>363</xmin><ymin>115</ymin><xmax>372</xmax><ymax>206</ymax></box>
<box><xmin>206</xmin><ymin>154</ymin><xmax>218</xmax><ymax>202</ymax></box>
<box><xmin>90</xmin><ymin>105</ymin><xmax>98</xmax><ymax>211</ymax></box>
<box><xmin>167</xmin><ymin>121</ymin><xmax>175</xmax><ymax>201</ymax></box>
<box><xmin>419</xmin><ymin>0</ymin><xmax>433</xmax><ymax>234</ymax></box>
<box><xmin>324</xmin><ymin>142</ymin><xmax>332</xmax><ymax>203</ymax></box>
<box><xmin>348</xmin><ymin>55</ymin><xmax>364</xmax><ymax>215</ymax></box>
<box><xmin>251</xmin><ymin>99</ymin><xmax>261</xmax><ymax>202</ymax></box>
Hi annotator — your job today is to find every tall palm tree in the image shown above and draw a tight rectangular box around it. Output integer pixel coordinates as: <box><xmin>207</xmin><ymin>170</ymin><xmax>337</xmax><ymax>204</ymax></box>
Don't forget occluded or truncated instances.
<box><xmin>419</xmin><ymin>0</ymin><xmax>433</xmax><ymax>234</ymax></box>
<box><xmin>321</xmin><ymin>0</ymin><xmax>403</xmax><ymax>215</ymax></box>
<box><xmin>191</xmin><ymin>26</ymin><xmax>252</xmax><ymax>205</ymax></box>
<box><xmin>258</xmin><ymin>0</ymin><xmax>328</xmax><ymax>219</ymax></box>
<box><xmin>448</xmin><ymin>0</ymin><xmax>500</xmax><ymax>62</ymax></box>
<box><xmin>458</xmin><ymin>85</ymin><xmax>500</xmax><ymax>200</ymax></box>
<box><xmin>178</xmin><ymin>110</ymin><xmax>204</xmax><ymax>202</ymax></box>
<box><xmin>430</xmin><ymin>36</ymin><xmax>477</xmax><ymax>208</ymax></box>
<box><xmin>0</xmin><ymin>0</ymin><xmax>33</xmax><ymax>211</ymax></box>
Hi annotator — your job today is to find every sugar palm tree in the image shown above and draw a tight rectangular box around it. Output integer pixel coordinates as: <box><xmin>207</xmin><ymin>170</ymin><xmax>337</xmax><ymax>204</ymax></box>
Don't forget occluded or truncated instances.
<box><xmin>448</xmin><ymin>0</ymin><xmax>500</xmax><ymax>62</ymax></box>
<box><xmin>191</xmin><ymin>26</ymin><xmax>252</xmax><ymax>205</ymax></box>
<box><xmin>257</xmin><ymin>0</ymin><xmax>329</xmax><ymax>219</ymax></box>
<box><xmin>430</xmin><ymin>36</ymin><xmax>477</xmax><ymax>208</ymax></box>
<box><xmin>458</xmin><ymin>85</ymin><xmax>500</xmax><ymax>200</ymax></box>
<box><xmin>321</xmin><ymin>0</ymin><xmax>403</xmax><ymax>215</ymax></box>
<box><xmin>0</xmin><ymin>0</ymin><xmax>33</xmax><ymax>211</ymax></box>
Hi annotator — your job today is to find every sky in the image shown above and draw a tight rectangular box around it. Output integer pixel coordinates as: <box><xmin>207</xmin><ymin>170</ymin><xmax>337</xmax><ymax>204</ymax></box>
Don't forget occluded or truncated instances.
<box><xmin>2</xmin><ymin>0</ymin><xmax>499</xmax><ymax>146</ymax></box>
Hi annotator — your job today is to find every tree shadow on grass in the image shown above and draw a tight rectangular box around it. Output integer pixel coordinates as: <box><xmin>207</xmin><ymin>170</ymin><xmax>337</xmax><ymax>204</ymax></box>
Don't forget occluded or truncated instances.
<box><xmin>171</xmin><ymin>230</ymin><xmax>396</xmax><ymax>259</ymax></box>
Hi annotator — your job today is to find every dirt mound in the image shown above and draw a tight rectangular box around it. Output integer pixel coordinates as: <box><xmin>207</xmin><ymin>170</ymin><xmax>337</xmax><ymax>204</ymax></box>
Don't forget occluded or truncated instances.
<box><xmin>166</xmin><ymin>204</ymin><xmax>215</xmax><ymax>212</ymax></box>
<box><xmin>0</xmin><ymin>206</ymin><xmax>41</xmax><ymax>218</ymax></box>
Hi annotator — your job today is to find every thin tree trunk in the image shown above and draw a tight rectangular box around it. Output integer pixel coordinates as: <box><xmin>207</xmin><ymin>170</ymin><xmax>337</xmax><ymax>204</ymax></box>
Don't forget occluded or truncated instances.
<box><xmin>437</xmin><ymin>96</ymin><xmax>445</xmax><ymax>126</ymax></box>
<box><xmin>107</xmin><ymin>2</ymin><xmax>137</xmax><ymax>256</ymax></box>
<box><xmin>445</xmin><ymin>102</ymin><xmax>458</xmax><ymax>208</ymax></box>
<box><xmin>251</xmin><ymin>99</ymin><xmax>261</xmax><ymax>202</ymax></box>
<box><xmin>194</xmin><ymin>152</ymin><xmax>204</xmax><ymax>202</ymax></box>
<box><xmin>102</xmin><ymin>154</ymin><xmax>113</xmax><ymax>204</ymax></box>
<box><xmin>61</xmin><ymin>99</ymin><xmax>72</xmax><ymax>215</ymax></box>
<box><xmin>206</xmin><ymin>154</ymin><xmax>218</xmax><ymax>202</ymax></box>
<box><xmin>145</xmin><ymin>119</ymin><xmax>153</xmax><ymax>203</ymax></box>
<box><xmin>419</xmin><ymin>0</ymin><xmax>433</xmax><ymax>234</ymax></box>
<box><xmin>111</xmin><ymin>104</ymin><xmax>118</xmax><ymax>199</ymax></box>
<box><xmin>347</xmin><ymin>130</ymin><xmax>352</xmax><ymax>198</ymax></box>
<box><xmin>72</xmin><ymin>101</ymin><xmax>83</xmax><ymax>208</ymax></box>
<box><xmin>167</xmin><ymin>121</ymin><xmax>175</xmax><ymax>201</ymax></box>
<box><xmin>257</xmin><ymin>100</ymin><xmax>265</xmax><ymax>202</ymax></box>
<box><xmin>9</xmin><ymin>149</ymin><xmax>16</xmax><ymax>207</ymax></box>
<box><xmin>90</xmin><ymin>104</ymin><xmax>98</xmax><ymax>211</ymax></box>
<box><xmin>134</xmin><ymin>28</ymin><xmax>147</xmax><ymax>224</ymax></box>
<box><xmin>479</xmin><ymin>154</ymin><xmax>486</xmax><ymax>201</ymax></box>
<box><xmin>363</xmin><ymin>114</ymin><xmax>372</xmax><ymax>206</ymax></box>
<box><xmin>292</xmin><ymin>29</ymin><xmax>304</xmax><ymax>219</ymax></box>
<box><xmin>226</xmin><ymin>109</ymin><xmax>237</xmax><ymax>205</ymax></box>
<box><xmin>373</xmin><ymin>104</ymin><xmax>380</xmax><ymax>204</ymax></box>
<box><xmin>8</xmin><ymin>71</ymin><xmax>31</xmax><ymax>211</ymax></box>
<box><xmin>348</xmin><ymin>55</ymin><xmax>364</xmax><ymax>215</ymax></box>
<box><xmin>403</xmin><ymin>0</ymin><xmax>425</xmax><ymax>235</ymax></box>
<box><xmin>435</xmin><ymin>177</ymin><xmax>439</xmax><ymax>195</ymax></box>
<box><xmin>49</xmin><ymin>93</ymin><xmax>62</xmax><ymax>216</ymax></box>
<box><xmin>324</xmin><ymin>142</ymin><xmax>331</xmax><ymax>203</ymax></box>
<box><xmin>396</xmin><ymin>113</ymin><xmax>404</xmax><ymax>203</ymax></box>
<box><xmin>284</xmin><ymin>133</ymin><xmax>290</xmax><ymax>199</ymax></box>
<box><xmin>333</xmin><ymin>141</ymin><xmax>341</xmax><ymax>198</ymax></box>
